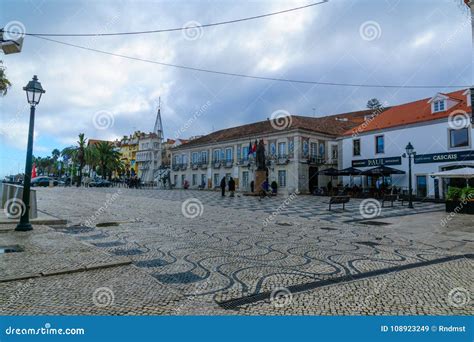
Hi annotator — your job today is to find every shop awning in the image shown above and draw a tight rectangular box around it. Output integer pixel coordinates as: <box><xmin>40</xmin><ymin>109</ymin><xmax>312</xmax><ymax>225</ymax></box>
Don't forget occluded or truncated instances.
<box><xmin>317</xmin><ymin>167</ymin><xmax>340</xmax><ymax>176</ymax></box>
<box><xmin>362</xmin><ymin>165</ymin><xmax>405</xmax><ymax>176</ymax></box>
<box><xmin>430</xmin><ymin>167</ymin><xmax>474</xmax><ymax>179</ymax></box>
<box><xmin>338</xmin><ymin>166</ymin><xmax>363</xmax><ymax>176</ymax></box>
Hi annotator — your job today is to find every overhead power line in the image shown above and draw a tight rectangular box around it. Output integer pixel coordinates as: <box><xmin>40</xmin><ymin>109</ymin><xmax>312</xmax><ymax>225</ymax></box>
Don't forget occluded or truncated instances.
<box><xmin>30</xmin><ymin>35</ymin><xmax>470</xmax><ymax>89</ymax></box>
<box><xmin>4</xmin><ymin>1</ymin><xmax>328</xmax><ymax>37</ymax></box>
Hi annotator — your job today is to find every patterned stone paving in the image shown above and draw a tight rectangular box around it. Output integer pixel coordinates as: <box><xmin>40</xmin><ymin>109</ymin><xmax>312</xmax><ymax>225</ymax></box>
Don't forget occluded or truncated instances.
<box><xmin>0</xmin><ymin>187</ymin><xmax>471</xmax><ymax>315</ymax></box>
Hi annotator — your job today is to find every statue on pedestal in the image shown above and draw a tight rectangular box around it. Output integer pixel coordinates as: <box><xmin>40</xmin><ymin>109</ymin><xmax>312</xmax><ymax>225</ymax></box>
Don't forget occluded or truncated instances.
<box><xmin>256</xmin><ymin>139</ymin><xmax>266</xmax><ymax>171</ymax></box>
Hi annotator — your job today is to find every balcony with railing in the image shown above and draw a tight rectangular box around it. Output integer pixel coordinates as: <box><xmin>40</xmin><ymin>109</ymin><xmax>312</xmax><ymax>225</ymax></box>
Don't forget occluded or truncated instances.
<box><xmin>212</xmin><ymin>160</ymin><xmax>221</xmax><ymax>169</ymax></box>
<box><xmin>276</xmin><ymin>154</ymin><xmax>289</xmax><ymax>165</ymax></box>
<box><xmin>224</xmin><ymin>159</ymin><xmax>233</xmax><ymax>168</ymax></box>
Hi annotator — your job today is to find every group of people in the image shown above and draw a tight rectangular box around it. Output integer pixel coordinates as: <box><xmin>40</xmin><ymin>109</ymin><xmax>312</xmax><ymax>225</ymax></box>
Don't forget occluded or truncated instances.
<box><xmin>220</xmin><ymin>176</ymin><xmax>236</xmax><ymax>197</ymax></box>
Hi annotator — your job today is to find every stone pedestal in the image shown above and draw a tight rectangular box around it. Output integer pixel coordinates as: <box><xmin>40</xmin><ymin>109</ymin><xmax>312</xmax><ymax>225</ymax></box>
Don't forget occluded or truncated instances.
<box><xmin>254</xmin><ymin>170</ymin><xmax>267</xmax><ymax>194</ymax></box>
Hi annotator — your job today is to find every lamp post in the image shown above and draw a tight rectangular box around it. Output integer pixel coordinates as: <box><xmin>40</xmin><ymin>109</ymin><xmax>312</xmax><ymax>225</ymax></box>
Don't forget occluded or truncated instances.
<box><xmin>402</xmin><ymin>142</ymin><xmax>416</xmax><ymax>209</ymax></box>
<box><xmin>15</xmin><ymin>75</ymin><xmax>45</xmax><ymax>231</ymax></box>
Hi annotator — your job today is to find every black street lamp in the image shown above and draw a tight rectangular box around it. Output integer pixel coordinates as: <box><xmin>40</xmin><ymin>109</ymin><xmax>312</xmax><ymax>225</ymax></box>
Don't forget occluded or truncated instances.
<box><xmin>402</xmin><ymin>142</ymin><xmax>416</xmax><ymax>209</ymax></box>
<box><xmin>15</xmin><ymin>75</ymin><xmax>45</xmax><ymax>232</ymax></box>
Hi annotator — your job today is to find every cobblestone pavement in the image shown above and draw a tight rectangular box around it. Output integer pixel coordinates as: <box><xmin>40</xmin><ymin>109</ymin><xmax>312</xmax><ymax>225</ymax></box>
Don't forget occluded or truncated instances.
<box><xmin>1</xmin><ymin>187</ymin><xmax>472</xmax><ymax>315</ymax></box>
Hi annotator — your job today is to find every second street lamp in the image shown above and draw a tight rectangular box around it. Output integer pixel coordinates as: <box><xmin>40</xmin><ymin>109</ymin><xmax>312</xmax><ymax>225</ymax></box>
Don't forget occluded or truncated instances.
<box><xmin>15</xmin><ymin>75</ymin><xmax>45</xmax><ymax>232</ymax></box>
<box><xmin>403</xmin><ymin>142</ymin><xmax>416</xmax><ymax>209</ymax></box>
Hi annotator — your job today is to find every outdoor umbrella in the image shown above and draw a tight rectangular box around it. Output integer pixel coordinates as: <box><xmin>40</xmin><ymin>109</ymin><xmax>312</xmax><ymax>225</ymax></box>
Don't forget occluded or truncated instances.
<box><xmin>362</xmin><ymin>165</ymin><xmax>405</xmax><ymax>176</ymax></box>
<box><xmin>430</xmin><ymin>167</ymin><xmax>474</xmax><ymax>187</ymax></box>
<box><xmin>430</xmin><ymin>167</ymin><xmax>474</xmax><ymax>178</ymax></box>
<box><xmin>338</xmin><ymin>166</ymin><xmax>363</xmax><ymax>176</ymax></box>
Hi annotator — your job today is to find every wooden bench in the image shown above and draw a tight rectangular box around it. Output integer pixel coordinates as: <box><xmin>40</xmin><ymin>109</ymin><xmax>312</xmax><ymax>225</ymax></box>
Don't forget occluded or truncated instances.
<box><xmin>398</xmin><ymin>194</ymin><xmax>410</xmax><ymax>206</ymax></box>
<box><xmin>382</xmin><ymin>194</ymin><xmax>398</xmax><ymax>207</ymax></box>
<box><xmin>329</xmin><ymin>196</ymin><xmax>350</xmax><ymax>211</ymax></box>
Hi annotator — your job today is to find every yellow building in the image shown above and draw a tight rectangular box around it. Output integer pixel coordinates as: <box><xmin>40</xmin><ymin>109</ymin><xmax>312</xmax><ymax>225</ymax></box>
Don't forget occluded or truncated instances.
<box><xmin>118</xmin><ymin>131</ymin><xmax>141</xmax><ymax>177</ymax></box>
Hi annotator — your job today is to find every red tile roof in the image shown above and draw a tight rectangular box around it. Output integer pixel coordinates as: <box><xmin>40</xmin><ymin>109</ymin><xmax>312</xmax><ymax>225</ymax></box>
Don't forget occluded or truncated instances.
<box><xmin>173</xmin><ymin>109</ymin><xmax>378</xmax><ymax>150</ymax></box>
<box><xmin>344</xmin><ymin>89</ymin><xmax>471</xmax><ymax>136</ymax></box>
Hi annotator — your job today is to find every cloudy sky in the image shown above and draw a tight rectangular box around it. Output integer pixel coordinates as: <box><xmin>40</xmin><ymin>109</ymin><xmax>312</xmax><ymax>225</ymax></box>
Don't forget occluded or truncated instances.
<box><xmin>0</xmin><ymin>0</ymin><xmax>471</xmax><ymax>177</ymax></box>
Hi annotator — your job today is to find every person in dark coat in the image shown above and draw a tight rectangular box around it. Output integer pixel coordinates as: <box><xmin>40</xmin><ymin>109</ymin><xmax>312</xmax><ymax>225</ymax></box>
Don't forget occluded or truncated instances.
<box><xmin>250</xmin><ymin>180</ymin><xmax>254</xmax><ymax>193</ymax></box>
<box><xmin>228</xmin><ymin>177</ymin><xmax>236</xmax><ymax>197</ymax></box>
<box><xmin>220</xmin><ymin>176</ymin><xmax>226</xmax><ymax>197</ymax></box>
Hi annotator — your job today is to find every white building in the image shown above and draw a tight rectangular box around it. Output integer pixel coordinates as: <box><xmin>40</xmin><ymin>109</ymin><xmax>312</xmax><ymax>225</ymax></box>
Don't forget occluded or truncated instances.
<box><xmin>341</xmin><ymin>89</ymin><xmax>473</xmax><ymax>199</ymax></box>
<box><xmin>136</xmin><ymin>132</ymin><xmax>162</xmax><ymax>183</ymax></box>
<box><xmin>170</xmin><ymin>111</ymin><xmax>373</xmax><ymax>194</ymax></box>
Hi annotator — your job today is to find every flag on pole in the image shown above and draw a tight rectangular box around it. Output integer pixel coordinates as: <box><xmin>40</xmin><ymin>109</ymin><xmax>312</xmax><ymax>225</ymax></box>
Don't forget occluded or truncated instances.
<box><xmin>252</xmin><ymin>140</ymin><xmax>258</xmax><ymax>153</ymax></box>
<box><xmin>247</xmin><ymin>141</ymin><xmax>252</xmax><ymax>155</ymax></box>
<box><xmin>31</xmin><ymin>163</ymin><xmax>37</xmax><ymax>178</ymax></box>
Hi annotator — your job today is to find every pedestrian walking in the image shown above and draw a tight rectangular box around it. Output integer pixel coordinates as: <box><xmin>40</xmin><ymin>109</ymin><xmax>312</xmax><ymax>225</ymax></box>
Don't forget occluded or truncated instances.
<box><xmin>220</xmin><ymin>176</ymin><xmax>226</xmax><ymax>197</ymax></box>
<box><xmin>228</xmin><ymin>177</ymin><xmax>235</xmax><ymax>197</ymax></box>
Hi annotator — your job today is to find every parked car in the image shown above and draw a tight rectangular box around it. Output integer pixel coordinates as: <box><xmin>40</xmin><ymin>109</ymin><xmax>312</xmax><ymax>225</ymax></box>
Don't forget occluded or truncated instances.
<box><xmin>31</xmin><ymin>177</ymin><xmax>59</xmax><ymax>187</ymax></box>
<box><xmin>89</xmin><ymin>179</ymin><xmax>112</xmax><ymax>187</ymax></box>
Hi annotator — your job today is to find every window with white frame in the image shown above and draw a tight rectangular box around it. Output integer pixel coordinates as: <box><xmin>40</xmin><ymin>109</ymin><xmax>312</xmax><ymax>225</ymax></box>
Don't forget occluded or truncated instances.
<box><xmin>192</xmin><ymin>152</ymin><xmax>199</xmax><ymax>164</ymax></box>
<box><xmin>278</xmin><ymin>170</ymin><xmax>287</xmax><ymax>187</ymax></box>
<box><xmin>201</xmin><ymin>151</ymin><xmax>208</xmax><ymax>164</ymax></box>
<box><xmin>331</xmin><ymin>145</ymin><xmax>338</xmax><ymax>161</ymax></box>
<box><xmin>182</xmin><ymin>154</ymin><xmax>188</xmax><ymax>164</ymax></box>
<box><xmin>213</xmin><ymin>149</ymin><xmax>221</xmax><ymax>162</ymax></box>
<box><xmin>213</xmin><ymin>173</ymin><xmax>220</xmax><ymax>187</ymax></box>
<box><xmin>353</xmin><ymin>139</ymin><xmax>361</xmax><ymax>156</ymax></box>
<box><xmin>242</xmin><ymin>146</ymin><xmax>249</xmax><ymax>160</ymax></box>
<box><xmin>433</xmin><ymin>100</ymin><xmax>445</xmax><ymax>112</ymax></box>
<box><xmin>310</xmin><ymin>142</ymin><xmax>318</xmax><ymax>158</ymax></box>
<box><xmin>225</xmin><ymin>147</ymin><xmax>233</xmax><ymax>161</ymax></box>
<box><xmin>375</xmin><ymin>135</ymin><xmax>384</xmax><ymax>154</ymax></box>
<box><xmin>449</xmin><ymin>128</ymin><xmax>469</xmax><ymax>148</ymax></box>
<box><xmin>278</xmin><ymin>142</ymin><xmax>286</xmax><ymax>157</ymax></box>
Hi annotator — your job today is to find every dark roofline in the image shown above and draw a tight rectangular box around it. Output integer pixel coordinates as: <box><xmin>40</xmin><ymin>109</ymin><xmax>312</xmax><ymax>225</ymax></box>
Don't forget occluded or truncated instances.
<box><xmin>172</xmin><ymin>109</ymin><xmax>378</xmax><ymax>151</ymax></box>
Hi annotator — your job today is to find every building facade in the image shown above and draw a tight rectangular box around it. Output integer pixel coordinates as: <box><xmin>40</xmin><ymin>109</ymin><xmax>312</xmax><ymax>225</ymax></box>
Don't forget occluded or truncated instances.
<box><xmin>118</xmin><ymin>132</ymin><xmax>141</xmax><ymax>177</ymax></box>
<box><xmin>341</xmin><ymin>89</ymin><xmax>473</xmax><ymax>199</ymax></box>
<box><xmin>136</xmin><ymin>132</ymin><xmax>162</xmax><ymax>183</ymax></box>
<box><xmin>170</xmin><ymin>112</ymin><xmax>372</xmax><ymax>194</ymax></box>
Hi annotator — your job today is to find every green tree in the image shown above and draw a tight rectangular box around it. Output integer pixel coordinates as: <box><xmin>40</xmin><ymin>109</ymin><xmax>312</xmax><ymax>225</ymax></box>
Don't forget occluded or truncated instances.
<box><xmin>61</xmin><ymin>133</ymin><xmax>87</xmax><ymax>186</ymax></box>
<box><xmin>94</xmin><ymin>141</ymin><xmax>121</xmax><ymax>180</ymax></box>
<box><xmin>367</xmin><ymin>98</ymin><xmax>382</xmax><ymax>110</ymax></box>
<box><xmin>0</xmin><ymin>61</ymin><xmax>12</xmax><ymax>96</ymax></box>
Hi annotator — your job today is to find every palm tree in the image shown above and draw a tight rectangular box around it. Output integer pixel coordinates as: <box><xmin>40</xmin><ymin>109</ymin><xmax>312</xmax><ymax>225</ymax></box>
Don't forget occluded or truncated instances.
<box><xmin>94</xmin><ymin>141</ymin><xmax>121</xmax><ymax>179</ymax></box>
<box><xmin>0</xmin><ymin>61</ymin><xmax>12</xmax><ymax>96</ymax></box>
<box><xmin>61</xmin><ymin>133</ymin><xmax>87</xmax><ymax>186</ymax></box>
